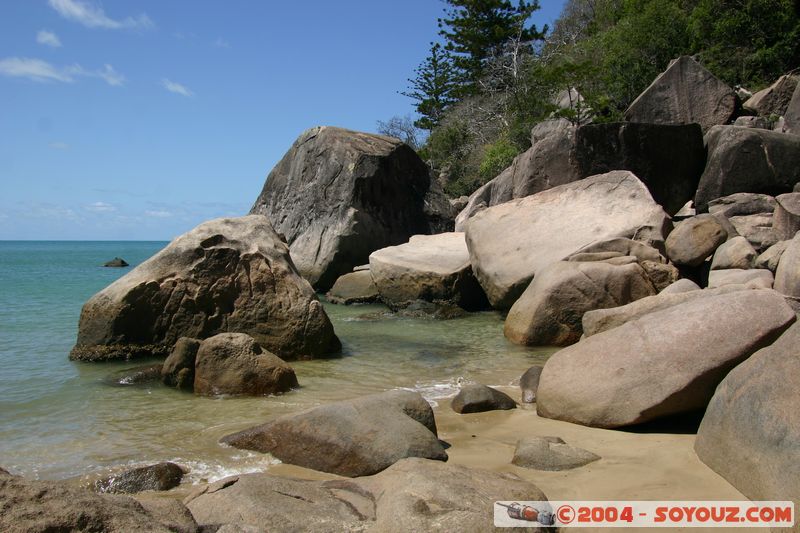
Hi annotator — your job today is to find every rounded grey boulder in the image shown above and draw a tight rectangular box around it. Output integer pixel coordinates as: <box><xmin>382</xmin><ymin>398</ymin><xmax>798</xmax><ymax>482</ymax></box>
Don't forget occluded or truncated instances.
<box><xmin>512</xmin><ymin>437</ymin><xmax>600</xmax><ymax>471</ymax></box>
<box><xmin>665</xmin><ymin>214</ymin><xmax>727</xmax><ymax>267</ymax></box>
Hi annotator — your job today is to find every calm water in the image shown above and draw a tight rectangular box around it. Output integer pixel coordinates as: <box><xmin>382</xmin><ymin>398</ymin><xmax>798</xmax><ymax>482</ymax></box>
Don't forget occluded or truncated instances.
<box><xmin>0</xmin><ymin>241</ymin><xmax>551</xmax><ymax>482</ymax></box>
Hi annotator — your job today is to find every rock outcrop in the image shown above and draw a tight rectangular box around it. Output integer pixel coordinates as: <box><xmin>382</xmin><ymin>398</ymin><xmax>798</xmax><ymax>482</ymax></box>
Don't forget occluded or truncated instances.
<box><xmin>695</xmin><ymin>322</ymin><xmax>800</xmax><ymax>506</ymax></box>
<box><xmin>193</xmin><ymin>333</ymin><xmax>298</xmax><ymax>396</ymax></box>
<box><xmin>221</xmin><ymin>390</ymin><xmax>446</xmax><ymax>477</ymax></box>
<box><xmin>536</xmin><ymin>289</ymin><xmax>795</xmax><ymax>428</ymax></box>
<box><xmin>94</xmin><ymin>462</ymin><xmax>186</xmax><ymax>494</ymax></box>
<box><xmin>369</xmin><ymin>232</ymin><xmax>487</xmax><ymax>310</ymax></box>
<box><xmin>70</xmin><ymin>216</ymin><xmax>340</xmax><ymax>362</ymax></box>
<box><xmin>504</xmin><ymin>260</ymin><xmax>656</xmax><ymax>346</ymax></box>
<box><xmin>625</xmin><ymin>56</ymin><xmax>739</xmax><ymax>132</ymax></box>
<box><xmin>103</xmin><ymin>257</ymin><xmax>129</xmax><ymax>267</ymax></box>
<box><xmin>464</xmin><ymin>171</ymin><xmax>670</xmax><ymax>309</ymax></box>
<box><xmin>0</xmin><ymin>470</ymin><xmax>186</xmax><ymax>532</ymax></box>
<box><xmin>326</xmin><ymin>270</ymin><xmax>379</xmax><ymax>305</ymax></box>
<box><xmin>249</xmin><ymin>126</ymin><xmax>454</xmax><ymax>290</ymax></box>
<box><xmin>450</xmin><ymin>384</ymin><xmax>517</xmax><ymax>413</ymax></box>
<box><xmin>743</xmin><ymin>74</ymin><xmax>798</xmax><ymax>117</ymax></box>
<box><xmin>694</xmin><ymin>126</ymin><xmax>800</xmax><ymax>212</ymax></box>
<box><xmin>184</xmin><ymin>458</ymin><xmax>550</xmax><ymax>533</ymax></box>
<box><xmin>512</xmin><ymin>437</ymin><xmax>600</xmax><ymax>471</ymax></box>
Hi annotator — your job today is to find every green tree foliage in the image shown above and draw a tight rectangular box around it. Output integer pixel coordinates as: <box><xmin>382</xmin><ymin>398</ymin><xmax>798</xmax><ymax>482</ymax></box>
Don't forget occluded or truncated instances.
<box><xmin>402</xmin><ymin>42</ymin><xmax>459</xmax><ymax>131</ymax></box>
<box><xmin>478</xmin><ymin>135</ymin><xmax>518</xmax><ymax>181</ymax></box>
<box><xmin>689</xmin><ymin>0</ymin><xmax>800</xmax><ymax>87</ymax></box>
<box><xmin>438</xmin><ymin>0</ymin><xmax>547</xmax><ymax>92</ymax></box>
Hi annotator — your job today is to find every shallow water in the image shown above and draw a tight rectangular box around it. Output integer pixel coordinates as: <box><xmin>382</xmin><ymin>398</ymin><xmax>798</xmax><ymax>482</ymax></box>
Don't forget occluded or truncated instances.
<box><xmin>0</xmin><ymin>241</ymin><xmax>552</xmax><ymax>482</ymax></box>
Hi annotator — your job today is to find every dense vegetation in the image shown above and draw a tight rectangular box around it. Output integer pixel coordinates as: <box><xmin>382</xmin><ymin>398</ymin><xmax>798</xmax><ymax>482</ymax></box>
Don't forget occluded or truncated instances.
<box><xmin>378</xmin><ymin>0</ymin><xmax>800</xmax><ymax>197</ymax></box>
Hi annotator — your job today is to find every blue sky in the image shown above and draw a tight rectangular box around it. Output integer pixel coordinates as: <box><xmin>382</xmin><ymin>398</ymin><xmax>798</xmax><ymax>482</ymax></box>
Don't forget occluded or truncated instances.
<box><xmin>0</xmin><ymin>0</ymin><xmax>565</xmax><ymax>240</ymax></box>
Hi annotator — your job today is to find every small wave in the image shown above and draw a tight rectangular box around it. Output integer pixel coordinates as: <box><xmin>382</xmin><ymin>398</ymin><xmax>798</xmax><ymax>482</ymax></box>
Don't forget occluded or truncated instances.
<box><xmin>174</xmin><ymin>453</ymin><xmax>282</xmax><ymax>484</ymax></box>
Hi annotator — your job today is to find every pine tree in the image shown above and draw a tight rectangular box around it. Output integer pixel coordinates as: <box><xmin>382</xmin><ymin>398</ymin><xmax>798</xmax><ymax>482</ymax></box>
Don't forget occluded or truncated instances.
<box><xmin>438</xmin><ymin>0</ymin><xmax>546</xmax><ymax>92</ymax></box>
<box><xmin>402</xmin><ymin>42</ymin><xmax>459</xmax><ymax>131</ymax></box>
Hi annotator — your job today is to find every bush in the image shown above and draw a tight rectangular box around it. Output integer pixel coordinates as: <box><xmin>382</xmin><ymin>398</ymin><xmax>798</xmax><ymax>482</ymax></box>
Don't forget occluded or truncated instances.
<box><xmin>478</xmin><ymin>137</ymin><xmax>519</xmax><ymax>182</ymax></box>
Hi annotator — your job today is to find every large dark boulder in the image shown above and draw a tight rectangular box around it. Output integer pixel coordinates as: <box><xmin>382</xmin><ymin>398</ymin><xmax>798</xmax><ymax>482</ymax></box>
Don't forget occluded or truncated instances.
<box><xmin>249</xmin><ymin>126</ymin><xmax>454</xmax><ymax>290</ymax></box>
<box><xmin>0</xmin><ymin>470</ymin><xmax>186</xmax><ymax>532</ymax></box>
<box><xmin>537</xmin><ymin>289</ymin><xmax>795</xmax><ymax>428</ymax></box>
<box><xmin>456</xmin><ymin>121</ymin><xmax>704</xmax><ymax>228</ymax></box>
<box><xmin>184</xmin><ymin>458</ymin><xmax>550</xmax><ymax>533</ymax></box>
<box><xmin>220</xmin><ymin>390</ymin><xmax>447</xmax><ymax>477</ymax></box>
<box><xmin>695</xmin><ymin>322</ymin><xmax>800</xmax><ymax>508</ymax></box>
<box><xmin>574</xmin><ymin>122</ymin><xmax>706</xmax><ymax>215</ymax></box>
<box><xmin>70</xmin><ymin>216</ymin><xmax>340</xmax><ymax>362</ymax></box>
<box><xmin>625</xmin><ymin>56</ymin><xmax>739</xmax><ymax>132</ymax></box>
<box><xmin>694</xmin><ymin>126</ymin><xmax>800</xmax><ymax>212</ymax></box>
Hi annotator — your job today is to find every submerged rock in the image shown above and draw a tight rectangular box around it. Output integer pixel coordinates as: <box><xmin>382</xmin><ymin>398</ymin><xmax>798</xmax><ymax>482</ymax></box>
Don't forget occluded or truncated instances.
<box><xmin>625</xmin><ymin>56</ymin><xmax>739</xmax><ymax>132</ymax></box>
<box><xmin>95</xmin><ymin>462</ymin><xmax>186</xmax><ymax>494</ymax></box>
<box><xmin>451</xmin><ymin>384</ymin><xmax>517</xmax><ymax>413</ymax></box>
<box><xmin>695</xmin><ymin>322</ymin><xmax>800</xmax><ymax>505</ymax></box>
<box><xmin>103</xmin><ymin>257</ymin><xmax>129</xmax><ymax>267</ymax></box>
<box><xmin>512</xmin><ymin>437</ymin><xmax>600</xmax><ymax>471</ymax></box>
<box><xmin>221</xmin><ymin>390</ymin><xmax>446</xmax><ymax>477</ymax></box>
<box><xmin>249</xmin><ymin>126</ymin><xmax>454</xmax><ymax>290</ymax></box>
<box><xmin>537</xmin><ymin>289</ymin><xmax>795</xmax><ymax>428</ymax></box>
<box><xmin>184</xmin><ymin>458</ymin><xmax>550</xmax><ymax>533</ymax></box>
<box><xmin>369</xmin><ymin>232</ymin><xmax>487</xmax><ymax>311</ymax></box>
<box><xmin>70</xmin><ymin>216</ymin><xmax>340</xmax><ymax>362</ymax></box>
<box><xmin>465</xmin><ymin>171</ymin><xmax>670</xmax><ymax>309</ymax></box>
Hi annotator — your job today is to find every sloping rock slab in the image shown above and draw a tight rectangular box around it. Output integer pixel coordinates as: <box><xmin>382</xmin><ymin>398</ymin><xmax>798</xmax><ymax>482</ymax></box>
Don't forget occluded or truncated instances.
<box><xmin>369</xmin><ymin>232</ymin><xmax>487</xmax><ymax>310</ymax></box>
<box><xmin>249</xmin><ymin>126</ymin><xmax>453</xmax><ymax>290</ymax></box>
<box><xmin>537</xmin><ymin>290</ymin><xmax>795</xmax><ymax>428</ymax></box>
<box><xmin>695</xmin><ymin>322</ymin><xmax>800</xmax><ymax>505</ymax></box>
<box><xmin>221</xmin><ymin>390</ymin><xmax>446</xmax><ymax>477</ymax></box>
<box><xmin>694</xmin><ymin>126</ymin><xmax>800</xmax><ymax>212</ymax></box>
<box><xmin>625</xmin><ymin>56</ymin><xmax>739</xmax><ymax>132</ymax></box>
<box><xmin>70</xmin><ymin>216</ymin><xmax>340</xmax><ymax>362</ymax></box>
<box><xmin>185</xmin><ymin>458</ymin><xmax>550</xmax><ymax>533</ymax></box>
<box><xmin>464</xmin><ymin>171</ymin><xmax>670</xmax><ymax>309</ymax></box>
<box><xmin>0</xmin><ymin>471</ymin><xmax>180</xmax><ymax>532</ymax></box>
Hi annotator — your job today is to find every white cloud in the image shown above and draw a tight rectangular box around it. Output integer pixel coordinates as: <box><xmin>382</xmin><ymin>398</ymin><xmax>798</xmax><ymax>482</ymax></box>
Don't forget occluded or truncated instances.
<box><xmin>161</xmin><ymin>78</ymin><xmax>193</xmax><ymax>97</ymax></box>
<box><xmin>85</xmin><ymin>201</ymin><xmax>116</xmax><ymax>213</ymax></box>
<box><xmin>213</xmin><ymin>37</ymin><xmax>230</xmax><ymax>49</ymax></box>
<box><xmin>48</xmin><ymin>0</ymin><xmax>153</xmax><ymax>30</ymax></box>
<box><xmin>0</xmin><ymin>57</ymin><xmax>72</xmax><ymax>82</ymax></box>
<box><xmin>0</xmin><ymin>57</ymin><xmax>124</xmax><ymax>86</ymax></box>
<box><xmin>37</xmin><ymin>30</ymin><xmax>62</xmax><ymax>47</ymax></box>
<box><xmin>145</xmin><ymin>209</ymin><xmax>173</xmax><ymax>218</ymax></box>
<box><xmin>49</xmin><ymin>141</ymin><xmax>69</xmax><ymax>150</ymax></box>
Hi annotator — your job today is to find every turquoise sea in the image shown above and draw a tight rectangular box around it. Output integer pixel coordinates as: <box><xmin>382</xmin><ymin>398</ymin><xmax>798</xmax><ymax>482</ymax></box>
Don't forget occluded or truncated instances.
<box><xmin>0</xmin><ymin>241</ymin><xmax>550</xmax><ymax>483</ymax></box>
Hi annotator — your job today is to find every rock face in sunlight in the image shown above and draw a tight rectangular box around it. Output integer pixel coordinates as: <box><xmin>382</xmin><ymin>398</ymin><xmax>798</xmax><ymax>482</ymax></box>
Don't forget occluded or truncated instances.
<box><xmin>70</xmin><ymin>215</ymin><xmax>340</xmax><ymax>362</ymax></box>
<box><xmin>250</xmin><ymin>126</ymin><xmax>455</xmax><ymax>291</ymax></box>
